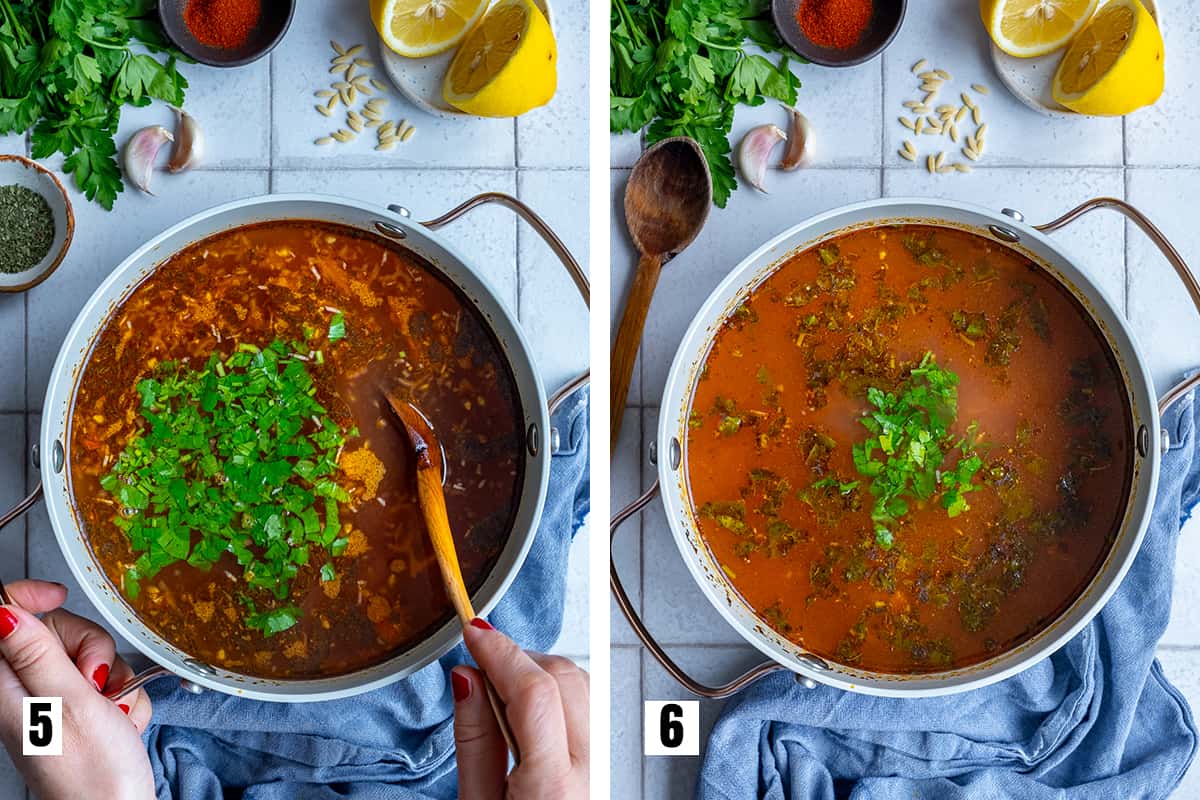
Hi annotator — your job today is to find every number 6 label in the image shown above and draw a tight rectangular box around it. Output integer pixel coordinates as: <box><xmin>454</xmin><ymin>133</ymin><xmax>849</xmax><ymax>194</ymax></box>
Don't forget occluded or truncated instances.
<box><xmin>22</xmin><ymin>697</ymin><xmax>62</xmax><ymax>757</ymax></box>
<box><xmin>644</xmin><ymin>700</ymin><xmax>699</xmax><ymax>756</ymax></box>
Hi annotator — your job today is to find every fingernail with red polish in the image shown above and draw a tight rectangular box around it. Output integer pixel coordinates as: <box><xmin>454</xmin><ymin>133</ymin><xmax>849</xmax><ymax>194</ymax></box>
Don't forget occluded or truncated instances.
<box><xmin>469</xmin><ymin>618</ymin><xmax>494</xmax><ymax>631</ymax></box>
<box><xmin>118</xmin><ymin>704</ymin><xmax>130</xmax><ymax>715</ymax></box>
<box><xmin>92</xmin><ymin>664</ymin><xmax>110</xmax><ymax>691</ymax></box>
<box><xmin>451</xmin><ymin>670</ymin><xmax>471</xmax><ymax>702</ymax></box>
<box><xmin>0</xmin><ymin>608</ymin><xmax>17</xmax><ymax>640</ymax></box>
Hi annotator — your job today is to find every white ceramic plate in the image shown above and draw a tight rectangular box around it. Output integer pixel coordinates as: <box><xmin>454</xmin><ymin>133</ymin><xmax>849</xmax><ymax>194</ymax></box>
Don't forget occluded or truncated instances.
<box><xmin>378</xmin><ymin>0</ymin><xmax>554</xmax><ymax>119</ymax></box>
<box><xmin>990</xmin><ymin>0</ymin><xmax>1160</xmax><ymax>117</ymax></box>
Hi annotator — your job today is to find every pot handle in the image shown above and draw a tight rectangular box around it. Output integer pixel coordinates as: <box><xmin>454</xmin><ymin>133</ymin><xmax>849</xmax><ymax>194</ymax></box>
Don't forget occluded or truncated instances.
<box><xmin>1034</xmin><ymin>197</ymin><xmax>1200</xmax><ymax>418</ymax></box>
<box><xmin>416</xmin><ymin>192</ymin><xmax>590</xmax><ymax>422</ymax></box>
<box><xmin>611</xmin><ymin>481</ymin><xmax>787</xmax><ymax>698</ymax></box>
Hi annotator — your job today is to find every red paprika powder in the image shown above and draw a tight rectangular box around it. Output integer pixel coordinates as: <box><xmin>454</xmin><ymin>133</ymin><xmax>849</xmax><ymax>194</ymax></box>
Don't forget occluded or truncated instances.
<box><xmin>184</xmin><ymin>0</ymin><xmax>262</xmax><ymax>50</ymax></box>
<box><xmin>796</xmin><ymin>0</ymin><xmax>873</xmax><ymax>50</ymax></box>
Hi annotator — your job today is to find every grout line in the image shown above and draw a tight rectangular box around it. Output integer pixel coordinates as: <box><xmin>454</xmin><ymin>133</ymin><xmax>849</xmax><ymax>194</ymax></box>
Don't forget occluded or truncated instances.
<box><xmin>268</xmin><ymin>50</ymin><xmax>275</xmax><ymax>192</ymax></box>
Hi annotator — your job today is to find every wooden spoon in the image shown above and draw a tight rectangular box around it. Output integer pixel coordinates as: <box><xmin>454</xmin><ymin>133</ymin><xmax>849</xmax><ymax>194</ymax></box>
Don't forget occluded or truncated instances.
<box><xmin>611</xmin><ymin>136</ymin><xmax>712</xmax><ymax>453</ymax></box>
<box><xmin>383</xmin><ymin>392</ymin><xmax>520</xmax><ymax>762</ymax></box>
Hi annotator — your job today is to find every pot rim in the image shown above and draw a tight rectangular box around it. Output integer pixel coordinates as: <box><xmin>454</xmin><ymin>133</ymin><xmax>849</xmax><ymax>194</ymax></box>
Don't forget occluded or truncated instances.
<box><xmin>654</xmin><ymin>196</ymin><xmax>1161</xmax><ymax>696</ymax></box>
<box><xmin>39</xmin><ymin>192</ymin><xmax>552</xmax><ymax>702</ymax></box>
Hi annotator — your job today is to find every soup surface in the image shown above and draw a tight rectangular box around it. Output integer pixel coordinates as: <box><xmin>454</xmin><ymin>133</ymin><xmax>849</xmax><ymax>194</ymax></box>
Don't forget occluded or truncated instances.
<box><xmin>70</xmin><ymin>220</ymin><xmax>524</xmax><ymax>679</ymax></box>
<box><xmin>687</xmin><ymin>224</ymin><xmax>1132</xmax><ymax>674</ymax></box>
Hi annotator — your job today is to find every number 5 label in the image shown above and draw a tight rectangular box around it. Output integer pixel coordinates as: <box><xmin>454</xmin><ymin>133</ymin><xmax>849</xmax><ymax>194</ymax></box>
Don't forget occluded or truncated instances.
<box><xmin>644</xmin><ymin>700</ymin><xmax>699</xmax><ymax>756</ymax></box>
<box><xmin>22</xmin><ymin>697</ymin><xmax>62</xmax><ymax>757</ymax></box>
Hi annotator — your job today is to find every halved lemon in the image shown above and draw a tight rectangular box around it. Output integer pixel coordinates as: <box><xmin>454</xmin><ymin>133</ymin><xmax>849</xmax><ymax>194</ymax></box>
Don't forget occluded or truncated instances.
<box><xmin>442</xmin><ymin>0</ymin><xmax>557</xmax><ymax>117</ymax></box>
<box><xmin>979</xmin><ymin>0</ymin><xmax>1098</xmax><ymax>57</ymax></box>
<box><xmin>1052</xmin><ymin>0</ymin><xmax>1163</xmax><ymax>115</ymax></box>
<box><xmin>371</xmin><ymin>0</ymin><xmax>489</xmax><ymax>58</ymax></box>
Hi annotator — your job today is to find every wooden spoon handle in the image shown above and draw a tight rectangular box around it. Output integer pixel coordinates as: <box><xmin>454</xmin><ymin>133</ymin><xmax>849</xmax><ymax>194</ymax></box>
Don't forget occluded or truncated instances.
<box><xmin>610</xmin><ymin>252</ymin><xmax>664</xmax><ymax>454</ymax></box>
<box><xmin>416</xmin><ymin>469</ymin><xmax>475</xmax><ymax>622</ymax></box>
<box><xmin>414</xmin><ymin>469</ymin><xmax>521</xmax><ymax>764</ymax></box>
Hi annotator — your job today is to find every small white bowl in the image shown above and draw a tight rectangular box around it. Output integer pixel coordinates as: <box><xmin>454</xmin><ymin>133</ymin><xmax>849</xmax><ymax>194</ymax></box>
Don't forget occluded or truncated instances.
<box><xmin>0</xmin><ymin>154</ymin><xmax>74</xmax><ymax>293</ymax></box>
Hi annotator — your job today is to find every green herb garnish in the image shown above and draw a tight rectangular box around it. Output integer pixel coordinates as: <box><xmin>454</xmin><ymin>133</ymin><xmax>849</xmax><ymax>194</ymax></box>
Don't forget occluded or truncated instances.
<box><xmin>328</xmin><ymin>312</ymin><xmax>346</xmax><ymax>342</ymax></box>
<box><xmin>846</xmin><ymin>353</ymin><xmax>984</xmax><ymax>548</ymax></box>
<box><xmin>102</xmin><ymin>339</ymin><xmax>352</xmax><ymax>635</ymax></box>
<box><xmin>610</xmin><ymin>0</ymin><xmax>802</xmax><ymax>206</ymax></box>
<box><xmin>0</xmin><ymin>0</ymin><xmax>190</xmax><ymax>209</ymax></box>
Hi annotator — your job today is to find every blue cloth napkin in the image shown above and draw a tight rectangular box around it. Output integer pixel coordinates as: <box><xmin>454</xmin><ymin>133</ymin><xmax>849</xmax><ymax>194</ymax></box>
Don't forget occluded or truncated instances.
<box><xmin>697</xmin><ymin>390</ymin><xmax>1199</xmax><ymax>800</ymax></box>
<box><xmin>143</xmin><ymin>388</ymin><xmax>589</xmax><ymax>800</ymax></box>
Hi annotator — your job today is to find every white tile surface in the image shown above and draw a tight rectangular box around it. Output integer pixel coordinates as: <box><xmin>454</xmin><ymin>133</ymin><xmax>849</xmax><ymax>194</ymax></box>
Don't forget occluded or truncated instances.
<box><xmin>611</xmin><ymin>647</ymin><xmax>643</xmax><ymax>799</ymax></box>
<box><xmin>1126</xmin><ymin>168</ymin><xmax>1200</xmax><ymax>397</ymax></box>
<box><xmin>641</xmin><ymin>646</ymin><xmax>766</xmax><ymax>799</ymax></box>
<box><xmin>516</xmin><ymin>169</ymin><xmax>590</xmax><ymax>393</ymax></box>
<box><xmin>882</xmin><ymin>0</ymin><xmax>1122</xmax><ymax>167</ymax></box>
<box><xmin>517</xmin><ymin>0</ymin><xmax>588</xmax><ymax>167</ymax></box>
<box><xmin>271</xmin><ymin>1</ymin><xmax>514</xmax><ymax>170</ymax></box>
<box><xmin>1126</xmin><ymin>10</ymin><xmax>1200</xmax><ymax>166</ymax></box>
<box><xmin>272</xmin><ymin>168</ymin><xmax>519</xmax><ymax>309</ymax></box>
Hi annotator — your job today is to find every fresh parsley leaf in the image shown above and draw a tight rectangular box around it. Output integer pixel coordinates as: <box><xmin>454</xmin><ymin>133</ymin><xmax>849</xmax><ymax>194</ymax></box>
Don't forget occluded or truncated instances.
<box><xmin>103</xmin><ymin>338</ymin><xmax>355</xmax><ymax>636</ymax></box>
<box><xmin>320</xmin><ymin>563</ymin><xmax>336</xmax><ymax>583</ymax></box>
<box><xmin>838</xmin><ymin>353</ymin><xmax>985</xmax><ymax>548</ymax></box>
<box><xmin>245</xmin><ymin>606</ymin><xmax>302</xmax><ymax>637</ymax></box>
<box><xmin>328</xmin><ymin>313</ymin><xmax>346</xmax><ymax>342</ymax></box>
<box><xmin>610</xmin><ymin>0</ymin><xmax>802</xmax><ymax>206</ymax></box>
<box><xmin>0</xmin><ymin>0</ymin><xmax>189</xmax><ymax>208</ymax></box>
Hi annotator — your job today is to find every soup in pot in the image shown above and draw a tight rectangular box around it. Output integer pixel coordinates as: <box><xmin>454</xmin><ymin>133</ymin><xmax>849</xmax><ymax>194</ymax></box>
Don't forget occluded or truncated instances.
<box><xmin>687</xmin><ymin>223</ymin><xmax>1132</xmax><ymax>674</ymax></box>
<box><xmin>70</xmin><ymin>220</ymin><xmax>525</xmax><ymax>679</ymax></box>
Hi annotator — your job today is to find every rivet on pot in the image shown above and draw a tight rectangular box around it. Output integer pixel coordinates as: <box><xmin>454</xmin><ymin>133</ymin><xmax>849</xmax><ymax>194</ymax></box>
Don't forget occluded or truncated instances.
<box><xmin>52</xmin><ymin>440</ymin><xmax>64</xmax><ymax>474</ymax></box>
<box><xmin>989</xmin><ymin>224</ymin><xmax>1020</xmax><ymax>243</ymax></box>
<box><xmin>180</xmin><ymin>679</ymin><xmax>206</xmax><ymax>695</ymax></box>
<box><xmin>387</xmin><ymin>204</ymin><xmax>413</xmax><ymax>218</ymax></box>
<box><xmin>527</xmin><ymin>423</ymin><xmax>540</xmax><ymax>457</ymax></box>
<box><xmin>649</xmin><ymin>440</ymin><xmax>658</xmax><ymax>466</ymax></box>
<box><xmin>374</xmin><ymin>221</ymin><xmax>407</xmax><ymax>240</ymax></box>
<box><xmin>30</xmin><ymin>444</ymin><xmax>39</xmax><ymax>470</ymax></box>
<box><xmin>796</xmin><ymin>653</ymin><xmax>830</xmax><ymax>672</ymax></box>
<box><xmin>1161</xmin><ymin>428</ymin><xmax>1172</xmax><ymax>453</ymax></box>
<box><xmin>550</xmin><ymin>426</ymin><xmax>562</xmax><ymax>454</ymax></box>
<box><xmin>1137</xmin><ymin>424</ymin><xmax>1150</xmax><ymax>457</ymax></box>
<box><xmin>1001</xmin><ymin>208</ymin><xmax>1025</xmax><ymax>222</ymax></box>
<box><xmin>184</xmin><ymin>658</ymin><xmax>218</xmax><ymax>676</ymax></box>
<box><xmin>668</xmin><ymin>437</ymin><xmax>682</xmax><ymax>471</ymax></box>
<box><xmin>795</xmin><ymin>674</ymin><xmax>818</xmax><ymax>690</ymax></box>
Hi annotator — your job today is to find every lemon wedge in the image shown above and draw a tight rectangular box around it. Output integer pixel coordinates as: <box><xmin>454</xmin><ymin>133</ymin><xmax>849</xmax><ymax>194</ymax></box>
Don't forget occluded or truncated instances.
<box><xmin>442</xmin><ymin>0</ymin><xmax>557</xmax><ymax>117</ymax></box>
<box><xmin>371</xmin><ymin>0</ymin><xmax>489</xmax><ymax>58</ymax></box>
<box><xmin>980</xmin><ymin>0</ymin><xmax>1098</xmax><ymax>57</ymax></box>
<box><xmin>1052</xmin><ymin>0</ymin><xmax>1163</xmax><ymax>115</ymax></box>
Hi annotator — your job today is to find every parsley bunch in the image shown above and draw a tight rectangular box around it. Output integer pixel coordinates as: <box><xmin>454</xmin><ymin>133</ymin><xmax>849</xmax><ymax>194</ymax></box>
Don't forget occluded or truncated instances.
<box><xmin>103</xmin><ymin>339</ymin><xmax>354</xmax><ymax>638</ymax></box>
<box><xmin>0</xmin><ymin>0</ymin><xmax>189</xmax><ymax>209</ymax></box>
<box><xmin>611</xmin><ymin>0</ymin><xmax>801</xmax><ymax>207</ymax></box>
<box><xmin>851</xmin><ymin>353</ymin><xmax>984</xmax><ymax>549</ymax></box>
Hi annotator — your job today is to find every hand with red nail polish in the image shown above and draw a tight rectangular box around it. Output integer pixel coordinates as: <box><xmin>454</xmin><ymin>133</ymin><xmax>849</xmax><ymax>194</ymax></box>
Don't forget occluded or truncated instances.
<box><xmin>0</xmin><ymin>579</ymin><xmax>154</xmax><ymax>800</ymax></box>
<box><xmin>451</xmin><ymin>620</ymin><xmax>589</xmax><ymax>800</ymax></box>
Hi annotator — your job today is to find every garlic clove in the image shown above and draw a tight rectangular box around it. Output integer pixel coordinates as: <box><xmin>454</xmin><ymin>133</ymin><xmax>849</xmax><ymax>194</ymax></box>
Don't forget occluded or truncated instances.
<box><xmin>123</xmin><ymin>126</ymin><xmax>174</xmax><ymax>195</ymax></box>
<box><xmin>167</xmin><ymin>107</ymin><xmax>204</xmax><ymax>174</ymax></box>
<box><xmin>737</xmin><ymin>124</ymin><xmax>786</xmax><ymax>193</ymax></box>
<box><xmin>780</xmin><ymin>107</ymin><xmax>813</xmax><ymax>171</ymax></box>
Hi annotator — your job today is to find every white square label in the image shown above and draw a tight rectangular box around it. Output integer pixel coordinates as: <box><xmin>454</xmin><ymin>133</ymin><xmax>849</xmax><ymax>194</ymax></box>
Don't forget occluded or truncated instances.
<box><xmin>644</xmin><ymin>700</ymin><xmax>699</xmax><ymax>756</ymax></box>
<box><xmin>22</xmin><ymin>697</ymin><xmax>62</xmax><ymax>757</ymax></box>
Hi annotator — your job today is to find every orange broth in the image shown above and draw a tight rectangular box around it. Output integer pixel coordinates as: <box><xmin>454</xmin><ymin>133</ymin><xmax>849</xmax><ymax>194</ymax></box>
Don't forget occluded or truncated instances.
<box><xmin>686</xmin><ymin>224</ymin><xmax>1132</xmax><ymax>673</ymax></box>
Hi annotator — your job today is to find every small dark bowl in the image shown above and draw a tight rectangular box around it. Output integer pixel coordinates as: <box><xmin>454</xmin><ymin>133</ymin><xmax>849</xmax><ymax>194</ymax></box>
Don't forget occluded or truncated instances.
<box><xmin>159</xmin><ymin>0</ymin><xmax>296</xmax><ymax>67</ymax></box>
<box><xmin>771</xmin><ymin>0</ymin><xmax>906</xmax><ymax>67</ymax></box>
